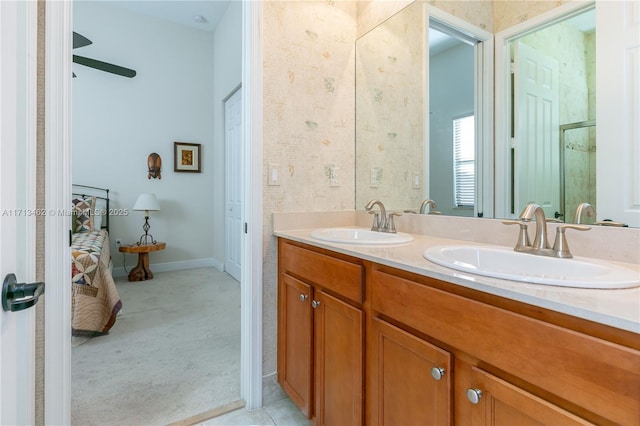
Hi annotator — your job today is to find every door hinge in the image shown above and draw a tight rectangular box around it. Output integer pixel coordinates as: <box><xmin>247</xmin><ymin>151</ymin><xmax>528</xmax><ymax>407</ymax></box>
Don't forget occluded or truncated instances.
<box><xmin>510</xmin><ymin>62</ymin><xmax>515</xmax><ymax>73</ymax></box>
<box><xmin>244</xmin><ymin>222</ymin><xmax>248</xmax><ymax>234</ymax></box>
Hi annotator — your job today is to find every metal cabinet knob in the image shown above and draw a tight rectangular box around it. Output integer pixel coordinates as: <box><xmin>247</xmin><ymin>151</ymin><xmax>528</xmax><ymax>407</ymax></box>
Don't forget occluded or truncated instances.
<box><xmin>311</xmin><ymin>300</ymin><xmax>321</xmax><ymax>309</ymax></box>
<box><xmin>299</xmin><ymin>294</ymin><xmax>308</xmax><ymax>302</ymax></box>
<box><xmin>431</xmin><ymin>367</ymin><xmax>445</xmax><ymax>381</ymax></box>
<box><xmin>466</xmin><ymin>388</ymin><xmax>483</xmax><ymax>404</ymax></box>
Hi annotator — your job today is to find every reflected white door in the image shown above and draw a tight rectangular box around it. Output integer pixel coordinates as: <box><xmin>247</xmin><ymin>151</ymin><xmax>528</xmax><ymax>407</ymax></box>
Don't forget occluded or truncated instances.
<box><xmin>0</xmin><ymin>1</ymin><xmax>38</xmax><ymax>423</ymax></box>
<box><xmin>225</xmin><ymin>88</ymin><xmax>242</xmax><ymax>281</ymax></box>
<box><xmin>597</xmin><ymin>0</ymin><xmax>640</xmax><ymax>227</ymax></box>
<box><xmin>514</xmin><ymin>41</ymin><xmax>560</xmax><ymax>218</ymax></box>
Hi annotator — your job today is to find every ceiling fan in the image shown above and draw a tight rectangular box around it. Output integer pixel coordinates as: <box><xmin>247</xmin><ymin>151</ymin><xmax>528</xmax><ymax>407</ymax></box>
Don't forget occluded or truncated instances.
<box><xmin>73</xmin><ymin>32</ymin><xmax>137</xmax><ymax>78</ymax></box>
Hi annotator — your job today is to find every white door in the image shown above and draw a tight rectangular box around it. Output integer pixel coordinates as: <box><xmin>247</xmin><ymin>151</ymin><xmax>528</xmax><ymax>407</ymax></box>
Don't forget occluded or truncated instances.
<box><xmin>597</xmin><ymin>0</ymin><xmax>640</xmax><ymax>227</ymax></box>
<box><xmin>225</xmin><ymin>88</ymin><xmax>243</xmax><ymax>281</ymax></box>
<box><xmin>514</xmin><ymin>41</ymin><xmax>560</xmax><ymax>218</ymax></box>
<box><xmin>0</xmin><ymin>1</ymin><xmax>38</xmax><ymax>424</ymax></box>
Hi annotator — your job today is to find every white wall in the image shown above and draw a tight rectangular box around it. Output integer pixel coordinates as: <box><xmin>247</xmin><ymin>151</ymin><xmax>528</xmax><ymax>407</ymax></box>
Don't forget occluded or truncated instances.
<box><xmin>73</xmin><ymin>2</ymin><xmax>219</xmax><ymax>270</ymax></box>
<box><xmin>212</xmin><ymin>1</ymin><xmax>242</xmax><ymax>267</ymax></box>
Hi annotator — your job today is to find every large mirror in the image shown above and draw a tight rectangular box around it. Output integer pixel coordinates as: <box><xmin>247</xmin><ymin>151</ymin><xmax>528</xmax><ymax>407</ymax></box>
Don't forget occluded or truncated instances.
<box><xmin>355</xmin><ymin>3</ymin><xmax>628</xmax><ymax>228</ymax></box>
<box><xmin>355</xmin><ymin>3</ymin><xmax>492</xmax><ymax>217</ymax></box>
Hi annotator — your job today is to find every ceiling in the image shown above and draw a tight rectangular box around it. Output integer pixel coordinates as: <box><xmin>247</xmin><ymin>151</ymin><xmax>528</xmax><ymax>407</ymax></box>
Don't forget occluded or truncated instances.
<box><xmin>98</xmin><ymin>0</ymin><xmax>231</xmax><ymax>33</ymax></box>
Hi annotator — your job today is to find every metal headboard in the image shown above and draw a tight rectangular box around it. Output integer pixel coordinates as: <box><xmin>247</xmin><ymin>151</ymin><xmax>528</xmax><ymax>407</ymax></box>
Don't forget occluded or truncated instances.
<box><xmin>72</xmin><ymin>184</ymin><xmax>110</xmax><ymax>233</ymax></box>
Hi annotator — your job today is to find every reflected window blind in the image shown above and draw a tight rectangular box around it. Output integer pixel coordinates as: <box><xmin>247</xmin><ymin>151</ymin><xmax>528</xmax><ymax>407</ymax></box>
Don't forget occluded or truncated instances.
<box><xmin>453</xmin><ymin>115</ymin><xmax>475</xmax><ymax>207</ymax></box>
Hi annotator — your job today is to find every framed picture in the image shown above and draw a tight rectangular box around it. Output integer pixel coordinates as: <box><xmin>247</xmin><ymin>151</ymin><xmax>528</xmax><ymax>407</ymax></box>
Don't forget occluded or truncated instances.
<box><xmin>174</xmin><ymin>142</ymin><xmax>201</xmax><ymax>173</ymax></box>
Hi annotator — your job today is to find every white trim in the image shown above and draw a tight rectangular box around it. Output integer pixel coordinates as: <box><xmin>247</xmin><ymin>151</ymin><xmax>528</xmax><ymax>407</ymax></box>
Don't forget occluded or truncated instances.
<box><xmin>494</xmin><ymin>0</ymin><xmax>595</xmax><ymax>218</ymax></box>
<box><xmin>111</xmin><ymin>258</ymin><xmax>224</xmax><ymax>278</ymax></box>
<box><xmin>44</xmin><ymin>0</ymin><xmax>72</xmax><ymax>424</ymax></box>
<box><xmin>240</xmin><ymin>0</ymin><xmax>263</xmax><ymax>410</ymax></box>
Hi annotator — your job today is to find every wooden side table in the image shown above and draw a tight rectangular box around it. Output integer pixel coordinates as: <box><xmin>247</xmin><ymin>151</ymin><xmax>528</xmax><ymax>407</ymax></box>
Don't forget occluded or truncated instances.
<box><xmin>119</xmin><ymin>242</ymin><xmax>166</xmax><ymax>282</ymax></box>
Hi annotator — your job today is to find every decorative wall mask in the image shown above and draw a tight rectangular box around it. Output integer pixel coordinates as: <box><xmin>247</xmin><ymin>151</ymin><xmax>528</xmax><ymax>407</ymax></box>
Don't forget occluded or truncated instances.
<box><xmin>148</xmin><ymin>153</ymin><xmax>162</xmax><ymax>179</ymax></box>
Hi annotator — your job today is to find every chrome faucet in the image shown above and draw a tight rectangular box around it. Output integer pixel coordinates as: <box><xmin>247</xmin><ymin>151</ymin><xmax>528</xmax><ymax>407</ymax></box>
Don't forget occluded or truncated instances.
<box><xmin>365</xmin><ymin>199</ymin><xmax>401</xmax><ymax>233</ymax></box>
<box><xmin>419</xmin><ymin>199</ymin><xmax>439</xmax><ymax>214</ymax></box>
<box><xmin>574</xmin><ymin>202</ymin><xmax>596</xmax><ymax>224</ymax></box>
<box><xmin>503</xmin><ymin>203</ymin><xmax>590</xmax><ymax>258</ymax></box>
<box><xmin>365</xmin><ymin>199</ymin><xmax>387</xmax><ymax>231</ymax></box>
<box><xmin>519</xmin><ymin>203</ymin><xmax>551</xmax><ymax>250</ymax></box>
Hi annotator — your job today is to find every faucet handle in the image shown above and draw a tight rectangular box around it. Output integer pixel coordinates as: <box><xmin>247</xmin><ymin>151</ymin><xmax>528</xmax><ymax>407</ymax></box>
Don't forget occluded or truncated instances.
<box><xmin>552</xmin><ymin>224</ymin><xmax>591</xmax><ymax>258</ymax></box>
<box><xmin>501</xmin><ymin>220</ymin><xmax>531</xmax><ymax>250</ymax></box>
<box><xmin>385</xmin><ymin>212</ymin><xmax>402</xmax><ymax>233</ymax></box>
<box><xmin>368</xmin><ymin>211</ymin><xmax>381</xmax><ymax>231</ymax></box>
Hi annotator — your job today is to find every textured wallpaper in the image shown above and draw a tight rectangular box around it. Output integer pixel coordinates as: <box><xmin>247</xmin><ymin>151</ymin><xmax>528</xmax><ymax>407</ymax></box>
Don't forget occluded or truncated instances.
<box><xmin>494</xmin><ymin>0</ymin><xmax>571</xmax><ymax>33</ymax></box>
<box><xmin>262</xmin><ymin>0</ymin><xmax>357</xmax><ymax>378</ymax></box>
<box><xmin>355</xmin><ymin>2</ymin><xmax>426</xmax><ymax>212</ymax></box>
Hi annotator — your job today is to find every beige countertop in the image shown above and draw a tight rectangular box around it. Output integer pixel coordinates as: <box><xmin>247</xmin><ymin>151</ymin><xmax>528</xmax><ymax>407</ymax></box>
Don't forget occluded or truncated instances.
<box><xmin>275</xmin><ymin>226</ymin><xmax>640</xmax><ymax>334</ymax></box>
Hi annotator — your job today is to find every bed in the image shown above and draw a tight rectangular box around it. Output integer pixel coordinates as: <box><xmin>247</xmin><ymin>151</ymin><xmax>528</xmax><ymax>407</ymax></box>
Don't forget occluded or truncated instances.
<box><xmin>71</xmin><ymin>185</ymin><xmax>122</xmax><ymax>337</ymax></box>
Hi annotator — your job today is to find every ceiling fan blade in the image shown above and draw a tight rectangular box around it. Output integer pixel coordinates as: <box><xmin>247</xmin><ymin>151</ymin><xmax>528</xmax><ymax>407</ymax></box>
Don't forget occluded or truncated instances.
<box><xmin>73</xmin><ymin>55</ymin><xmax>137</xmax><ymax>78</ymax></box>
<box><xmin>73</xmin><ymin>32</ymin><xmax>92</xmax><ymax>49</ymax></box>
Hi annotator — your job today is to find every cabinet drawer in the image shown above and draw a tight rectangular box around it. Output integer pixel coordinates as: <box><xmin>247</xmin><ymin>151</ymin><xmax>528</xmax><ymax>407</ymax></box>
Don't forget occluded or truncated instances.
<box><xmin>279</xmin><ymin>239</ymin><xmax>364</xmax><ymax>303</ymax></box>
<box><xmin>371</xmin><ymin>267</ymin><xmax>640</xmax><ymax>425</ymax></box>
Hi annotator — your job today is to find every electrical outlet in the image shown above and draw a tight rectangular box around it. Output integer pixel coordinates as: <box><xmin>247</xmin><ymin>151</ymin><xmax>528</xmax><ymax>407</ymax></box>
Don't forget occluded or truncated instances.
<box><xmin>115</xmin><ymin>239</ymin><xmax>122</xmax><ymax>248</ymax></box>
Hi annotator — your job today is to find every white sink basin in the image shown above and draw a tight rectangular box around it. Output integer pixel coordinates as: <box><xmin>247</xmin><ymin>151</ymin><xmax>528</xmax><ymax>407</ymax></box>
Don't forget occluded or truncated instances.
<box><xmin>310</xmin><ymin>228</ymin><xmax>414</xmax><ymax>245</ymax></box>
<box><xmin>424</xmin><ymin>245</ymin><xmax>640</xmax><ymax>289</ymax></box>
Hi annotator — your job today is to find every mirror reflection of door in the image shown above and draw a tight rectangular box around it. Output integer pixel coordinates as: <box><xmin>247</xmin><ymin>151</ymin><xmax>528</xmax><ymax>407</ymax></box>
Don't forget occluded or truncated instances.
<box><xmin>513</xmin><ymin>41</ymin><xmax>560</xmax><ymax>219</ymax></box>
<box><xmin>509</xmin><ymin>8</ymin><xmax>596</xmax><ymax>222</ymax></box>
<box><xmin>428</xmin><ymin>20</ymin><xmax>478</xmax><ymax>217</ymax></box>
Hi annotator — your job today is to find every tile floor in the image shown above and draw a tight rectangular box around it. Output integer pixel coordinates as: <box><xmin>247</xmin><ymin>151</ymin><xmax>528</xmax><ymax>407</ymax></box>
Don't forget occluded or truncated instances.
<box><xmin>201</xmin><ymin>396</ymin><xmax>311</xmax><ymax>426</ymax></box>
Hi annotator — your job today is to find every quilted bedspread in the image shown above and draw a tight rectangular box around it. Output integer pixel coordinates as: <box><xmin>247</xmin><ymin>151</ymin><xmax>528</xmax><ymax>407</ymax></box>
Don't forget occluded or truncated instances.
<box><xmin>71</xmin><ymin>230</ymin><xmax>122</xmax><ymax>337</ymax></box>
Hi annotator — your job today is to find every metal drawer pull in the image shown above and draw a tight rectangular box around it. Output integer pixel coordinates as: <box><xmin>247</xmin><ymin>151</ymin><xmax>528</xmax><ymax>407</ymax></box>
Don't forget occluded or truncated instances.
<box><xmin>311</xmin><ymin>300</ymin><xmax>321</xmax><ymax>309</ymax></box>
<box><xmin>299</xmin><ymin>294</ymin><xmax>308</xmax><ymax>302</ymax></box>
<box><xmin>431</xmin><ymin>367</ymin><xmax>445</xmax><ymax>381</ymax></box>
<box><xmin>466</xmin><ymin>388</ymin><xmax>483</xmax><ymax>404</ymax></box>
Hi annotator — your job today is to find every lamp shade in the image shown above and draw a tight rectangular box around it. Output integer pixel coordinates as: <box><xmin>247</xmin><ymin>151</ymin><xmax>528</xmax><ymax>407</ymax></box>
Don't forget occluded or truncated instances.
<box><xmin>133</xmin><ymin>193</ymin><xmax>160</xmax><ymax>211</ymax></box>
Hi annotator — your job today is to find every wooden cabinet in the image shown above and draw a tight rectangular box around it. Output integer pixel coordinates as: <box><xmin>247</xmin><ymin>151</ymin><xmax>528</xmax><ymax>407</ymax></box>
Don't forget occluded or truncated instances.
<box><xmin>278</xmin><ymin>274</ymin><xmax>313</xmax><ymax>417</ymax></box>
<box><xmin>314</xmin><ymin>290</ymin><xmax>363</xmax><ymax>426</ymax></box>
<box><xmin>277</xmin><ymin>238</ymin><xmax>640</xmax><ymax>425</ymax></box>
<box><xmin>368</xmin><ymin>317</ymin><xmax>452</xmax><ymax>426</ymax></box>
<box><xmin>278</xmin><ymin>239</ymin><xmax>364</xmax><ymax>424</ymax></box>
<box><xmin>466</xmin><ymin>366</ymin><xmax>594</xmax><ymax>426</ymax></box>
<box><xmin>370</xmin><ymin>264</ymin><xmax>640</xmax><ymax>426</ymax></box>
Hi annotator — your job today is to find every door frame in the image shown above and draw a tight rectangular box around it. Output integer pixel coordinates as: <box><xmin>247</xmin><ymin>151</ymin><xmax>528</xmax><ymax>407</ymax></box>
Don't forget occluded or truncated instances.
<box><xmin>44</xmin><ymin>1</ymin><xmax>264</xmax><ymax>422</ymax></box>
<box><xmin>494</xmin><ymin>0</ymin><xmax>595</xmax><ymax>218</ymax></box>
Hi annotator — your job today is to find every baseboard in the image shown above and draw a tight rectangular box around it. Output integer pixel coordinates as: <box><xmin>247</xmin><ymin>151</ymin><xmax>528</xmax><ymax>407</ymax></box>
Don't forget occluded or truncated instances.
<box><xmin>112</xmin><ymin>257</ymin><xmax>224</xmax><ymax>278</ymax></box>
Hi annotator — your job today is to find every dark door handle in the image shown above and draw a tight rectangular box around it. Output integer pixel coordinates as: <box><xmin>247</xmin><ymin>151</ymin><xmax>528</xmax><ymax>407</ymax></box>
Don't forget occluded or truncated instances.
<box><xmin>2</xmin><ymin>273</ymin><xmax>45</xmax><ymax>312</ymax></box>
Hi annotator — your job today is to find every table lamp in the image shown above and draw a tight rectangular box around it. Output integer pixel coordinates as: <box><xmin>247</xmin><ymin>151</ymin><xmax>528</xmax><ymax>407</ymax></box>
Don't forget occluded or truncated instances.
<box><xmin>133</xmin><ymin>193</ymin><xmax>160</xmax><ymax>245</ymax></box>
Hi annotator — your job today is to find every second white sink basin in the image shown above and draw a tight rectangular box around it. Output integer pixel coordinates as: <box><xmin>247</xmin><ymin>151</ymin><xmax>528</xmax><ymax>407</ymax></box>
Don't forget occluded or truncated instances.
<box><xmin>310</xmin><ymin>228</ymin><xmax>414</xmax><ymax>245</ymax></box>
<box><xmin>424</xmin><ymin>245</ymin><xmax>640</xmax><ymax>289</ymax></box>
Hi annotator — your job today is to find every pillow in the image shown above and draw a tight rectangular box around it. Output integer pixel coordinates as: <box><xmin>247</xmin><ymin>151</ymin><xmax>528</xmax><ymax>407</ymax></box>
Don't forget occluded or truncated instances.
<box><xmin>71</xmin><ymin>197</ymin><xmax>95</xmax><ymax>233</ymax></box>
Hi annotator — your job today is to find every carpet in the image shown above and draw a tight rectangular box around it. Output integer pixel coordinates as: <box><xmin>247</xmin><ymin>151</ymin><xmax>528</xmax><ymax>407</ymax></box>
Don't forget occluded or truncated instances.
<box><xmin>71</xmin><ymin>267</ymin><xmax>241</xmax><ymax>425</ymax></box>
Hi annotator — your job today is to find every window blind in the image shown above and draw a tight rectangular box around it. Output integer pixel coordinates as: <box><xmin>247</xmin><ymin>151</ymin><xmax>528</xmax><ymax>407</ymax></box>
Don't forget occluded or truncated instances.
<box><xmin>453</xmin><ymin>115</ymin><xmax>475</xmax><ymax>207</ymax></box>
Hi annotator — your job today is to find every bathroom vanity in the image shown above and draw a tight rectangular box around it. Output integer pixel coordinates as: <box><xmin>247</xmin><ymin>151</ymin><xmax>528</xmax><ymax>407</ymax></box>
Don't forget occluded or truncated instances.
<box><xmin>276</xmin><ymin>230</ymin><xmax>640</xmax><ymax>426</ymax></box>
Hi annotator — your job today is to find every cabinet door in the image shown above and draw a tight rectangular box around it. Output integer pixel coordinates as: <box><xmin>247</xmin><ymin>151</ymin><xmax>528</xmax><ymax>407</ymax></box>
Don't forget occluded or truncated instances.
<box><xmin>369</xmin><ymin>318</ymin><xmax>452</xmax><ymax>426</ymax></box>
<box><xmin>278</xmin><ymin>275</ymin><xmax>313</xmax><ymax>418</ymax></box>
<box><xmin>314</xmin><ymin>290</ymin><xmax>363</xmax><ymax>426</ymax></box>
<box><xmin>467</xmin><ymin>366</ymin><xmax>594</xmax><ymax>426</ymax></box>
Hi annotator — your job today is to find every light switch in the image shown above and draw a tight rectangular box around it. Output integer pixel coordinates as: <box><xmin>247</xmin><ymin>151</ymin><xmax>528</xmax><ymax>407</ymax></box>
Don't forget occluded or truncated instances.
<box><xmin>268</xmin><ymin>164</ymin><xmax>280</xmax><ymax>186</ymax></box>
<box><xmin>370</xmin><ymin>168</ymin><xmax>382</xmax><ymax>188</ymax></box>
<box><xmin>413</xmin><ymin>172</ymin><xmax>421</xmax><ymax>189</ymax></box>
<box><xmin>329</xmin><ymin>167</ymin><xmax>340</xmax><ymax>187</ymax></box>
